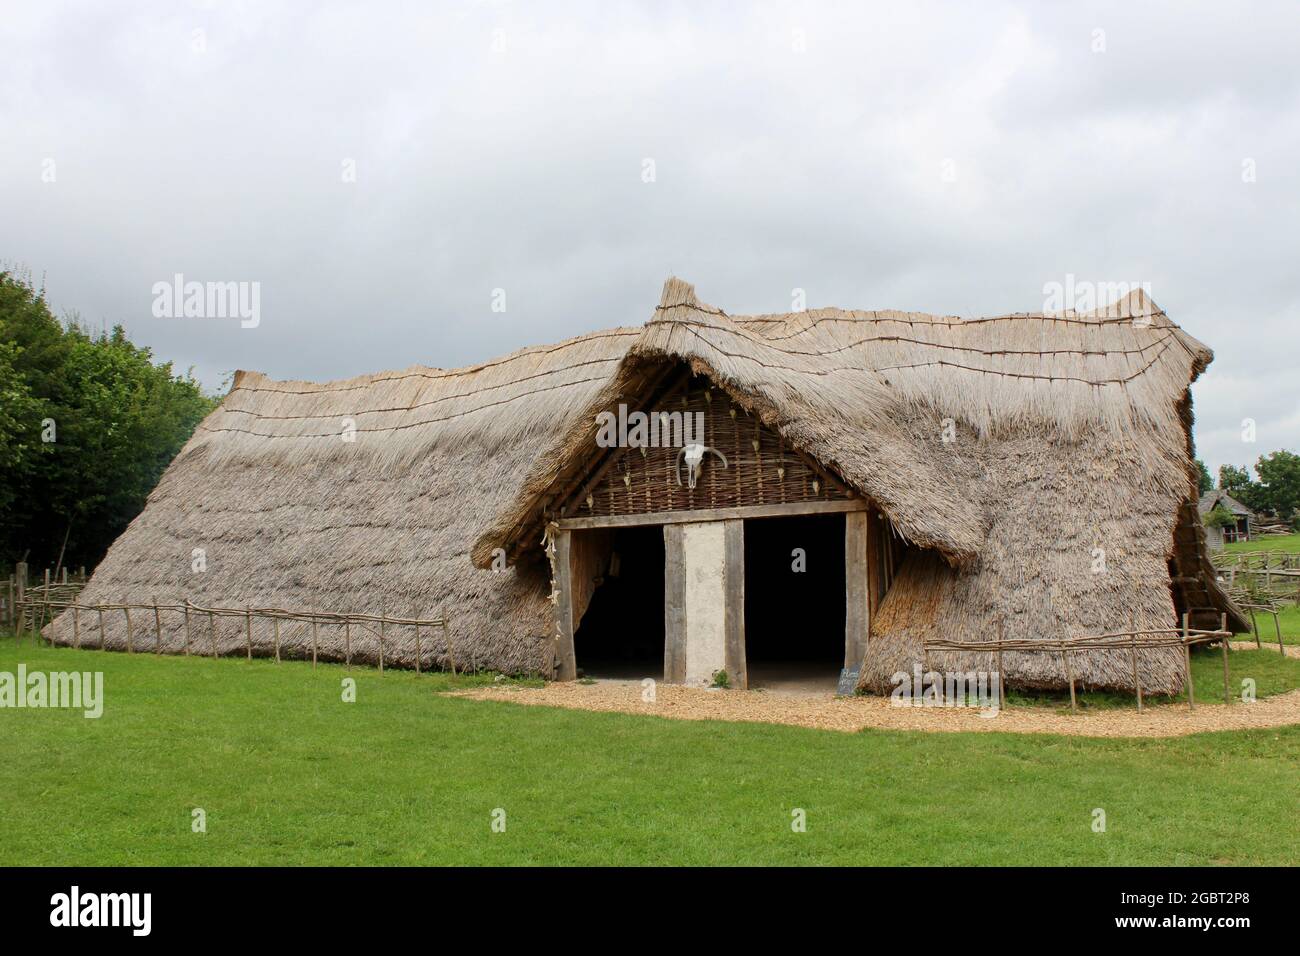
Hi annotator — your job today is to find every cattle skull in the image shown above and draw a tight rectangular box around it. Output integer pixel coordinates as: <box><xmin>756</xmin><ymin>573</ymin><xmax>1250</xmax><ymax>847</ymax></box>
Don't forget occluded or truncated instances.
<box><xmin>676</xmin><ymin>443</ymin><xmax>728</xmax><ymax>489</ymax></box>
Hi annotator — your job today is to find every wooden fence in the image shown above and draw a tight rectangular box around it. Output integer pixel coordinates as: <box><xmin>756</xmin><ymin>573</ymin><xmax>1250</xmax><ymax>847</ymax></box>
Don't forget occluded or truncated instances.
<box><xmin>16</xmin><ymin>597</ymin><xmax>453</xmax><ymax>674</ymax></box>
<box><xmin>924</xmin><ymin>613</ymin><xmax>1236</xmax><ymax>713</ymax></box>
<box><xmin>4</xmin><ymin>562</ymin><xmax>88</xmax><ymax>631</ymax></box>
<box><xmin>1212</xmin><ymin>549</ymin><xmax>1300</xmax><ymax>572</ymax></box>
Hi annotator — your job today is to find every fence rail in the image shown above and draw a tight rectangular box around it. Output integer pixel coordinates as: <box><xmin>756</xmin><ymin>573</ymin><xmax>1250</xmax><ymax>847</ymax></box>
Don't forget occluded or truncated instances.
<box><xmin>16</xmin><ymin>597</ymin><xmax>452</xmax><ymax>674</ymax></box>
<box><xmin>924</xmin><ymin>613</ymin><xmax>1235</xmax><ymax>713</ymax></box>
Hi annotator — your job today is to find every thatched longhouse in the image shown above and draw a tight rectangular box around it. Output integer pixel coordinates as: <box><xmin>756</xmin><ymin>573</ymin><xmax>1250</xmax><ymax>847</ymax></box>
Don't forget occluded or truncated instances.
<box><xmin>45</xmin><ymin>278</ymin><xmax>1244</xmax><ymax>694</ymax></box>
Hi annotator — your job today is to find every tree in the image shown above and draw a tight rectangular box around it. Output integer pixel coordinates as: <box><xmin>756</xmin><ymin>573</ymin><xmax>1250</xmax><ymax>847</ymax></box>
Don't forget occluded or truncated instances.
<box><xmin>0</xmin><ymin>271</ymin><xmax>218</xmax><ymax>570</ymax></box>
<box><xmin>1194</xmin><ymin>458</ymin><xmax>1213</xmax><ymax>495</ymax></box>
<box><xmin>1203</xmin><ymin>504</ymin><xmax>1236</xmax><ymax>529</ymax></box>
<box><xmin>1217</xmin><ymin>464</ymin><xmax>1261</xmax><ymax>510</ymax></box>
<box><xmin>1254</xmin><ymin>450</ymin><xmax>1300</xmax><ymax>523</ymax></box>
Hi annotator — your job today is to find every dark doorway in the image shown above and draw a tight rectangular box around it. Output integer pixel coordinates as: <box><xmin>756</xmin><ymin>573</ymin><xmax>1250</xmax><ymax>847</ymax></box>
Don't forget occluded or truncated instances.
<box><xmin>744</xmin><ymin>513</ymin><xmax>845</xmax><ymax>691</ymax></box>
<box><xmin>573</xmin><ymin>524</ymin><xmax>665</xmax><ymax>679</ymax></box>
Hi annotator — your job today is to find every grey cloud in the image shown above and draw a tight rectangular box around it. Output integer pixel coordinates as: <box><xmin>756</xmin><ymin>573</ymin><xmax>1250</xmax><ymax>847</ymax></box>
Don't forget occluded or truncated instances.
<box><xmin>1</xmin><ymin>0</ymin><xmax>1297</xmax><ymax>475</ymax></box>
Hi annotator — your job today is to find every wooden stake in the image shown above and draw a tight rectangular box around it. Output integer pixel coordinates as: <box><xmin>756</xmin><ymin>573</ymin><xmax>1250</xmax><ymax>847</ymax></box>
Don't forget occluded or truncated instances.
<box><xmin>345</xmin><ymin>620</ymin><xmax>352</xmax><ymax>669</ymax></box>
<box><xmin>125</xmin><ymin>607</ymin><xmax>134</xmax><ymax>653</ymax></box>
<box><xmin>209</xmin><ymin>611</ymin><xmax>216</xmax><ymax>658</ymax></box>
<box><xmin>996</xmin><ymin>618</ymin><xmax>1006</xmax><ymax>709</ymax></box>
<box><xmin>1221</xmin><ymin>628</ymin><xmax>1231</xmax><ymax>705</ymax></box>
<box><xmin>15</xmin><ymin>562</ymin><xmax>26</xmax><ymax>629</ymax></box>
<box><xmin>245</xmin><ymin>607</ymin><xmax>252</xmax><ymax>661</ymax></box>
<box><xmin>72</xmin><ymin>604</ymin><xmax>81</xmax><ymax>649</ymax></box>
<box><xmin>1060</xmin><ymin>640</ymin><xmax>1077</xmax><ymax>712</ymax></box>
<box><xmin>273</xmin><ymin>617</ymin><xmax>281</xmax><ymax>662</ymax></box>
<box><xmin>1182</xmin><ymin>612</ymin><xmax>1194</xmax><ymax>711</ymax></box>
<box><xmin>1274</xmin><ymin>607</ymin><xmax>1285</xmax><ymax>657</ymax></box>
<box><xmin>311</xmin><ymin>619</ymin><xmax>318</xmax><ymax>669</ymax></box>
<box><xmin>1129</xmin><ymin>616</ymin><xmax>1142</xmax><ymax>712</ymax></box>
<box><xmin>98</xmin><ymin>606</ymin><xmax>105</xmax><ymax>649</ymax></box>
<box><xmin>1250</xmin><ymin>607</ymin><xmax>1261</xmax><ymax>649</ymax></box>
<box><xmin>378</xmin><ymin>607</ymin><xmax>385</xmax><ymax>674</ymax></box>
<box><xmin>183</xmin><ymin>602</ymin><xmax>192</xmax><ymax>655</ymax></box>
<box><xmin>415</xmin><ymin>623</ymin><xmax>421</xmax><ymax>674</ymax></box>
<box><xmin>445</xmin><ymin>607</ymin><xmax>455</xmax><ymax>676</ymax></box>
<box><xmin>153</xmin><ymin>598</ymin><xmax>162</xmax><ymax>654</ymax></box>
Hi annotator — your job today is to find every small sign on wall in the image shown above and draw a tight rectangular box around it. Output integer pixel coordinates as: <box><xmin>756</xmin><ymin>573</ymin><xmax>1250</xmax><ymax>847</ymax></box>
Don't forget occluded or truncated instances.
<box><xmin>837</xmin><ymin>667</ymin><xmax>860</xmax><ymax>696</ymax></box>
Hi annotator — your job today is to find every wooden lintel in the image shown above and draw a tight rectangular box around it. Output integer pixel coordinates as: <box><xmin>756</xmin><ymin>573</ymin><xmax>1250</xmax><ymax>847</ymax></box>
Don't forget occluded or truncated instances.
<box><xmin>557</xmin><ymin>498</ymin><xmax>868</xmax><ymax>531</ymax></box>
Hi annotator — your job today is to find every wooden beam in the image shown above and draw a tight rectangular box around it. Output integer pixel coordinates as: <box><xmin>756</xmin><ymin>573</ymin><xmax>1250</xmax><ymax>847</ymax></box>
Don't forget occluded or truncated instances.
<box><xmin>663</xmin><ymin>524</ymin><xmax>687</xmax><ymax>683</ymax></box>
<box><xmin>558</xmin><ymin>498</ymin><xmax>867</xmax><ymax>531</ymax></box>
<box><xmin>845</xmin><ymin>510</ymin><xmax>869</xmax><ymax>670</ymax></box>
<box><xmin>864</xmin><ymin>507</ymin><xmax>883</xmax><ymax>617</ymax></box>
<box><xmin>723</xmin><ymin>518</ymin><xmax>747</xmax><ymax>689</ymax></box>
<box><xmin>552</xmin><ymin>529</ymin><xmax>577</xmax><ymax>681</ymax></box>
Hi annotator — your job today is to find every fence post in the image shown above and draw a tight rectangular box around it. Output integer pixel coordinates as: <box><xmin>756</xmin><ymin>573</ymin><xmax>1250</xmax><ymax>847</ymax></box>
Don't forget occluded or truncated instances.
<box><xmin>245</xmin><ymin>607</ymin><xmax>252</xmax><ymax>661</ymax></box>
<box><xmin>1060</xmin><ymin>640</ymin><xmax>1077</xmax><ymax>712</ymax></box>
<box><xmin>209</xmin><ymin>611</ymin><xmax>216</xmax><ymax>658</ymax></box>
<box><xmin>15</xmin><ymin>562</ymin><xmax>26</xmax><ymax>644</ymax></box>
<box><xmin>1129</xmin><ymin>617</ymin><xmax>1142</xmax><ymax>712</ymax></box>
<box><xmin>378</xmin><ymin>608</ymin><xmax>385</xmax><ymax>675</ymax></box>
<box><xmin>444</xmin><ymin>606</ymin><xmax>455</xmax><ymax>676</ymax></box>
<box><xmin>1220</xmin><ymin>622</ymin><xmax>1231</xmax><ymax>705</ymax></box>
<box><xmin>125</xmin><ymin>606</ymin><xmax>134</xmax><ymax>653</ymax></box>
<box><xmin>995</xmin><ymin>618</ymin><xmax>1006</xmax><ymax>709</ymax></box>
<box><xmin>311</xmin><ymin>619</ymin><xmax>318</xmax><ymax>669</ymax></box>
<box><xmin>72</xmin><ymin>603</ymin><xmax>81</xmax><ymax>650</ymax></box>
<box><xmin>1182</xmin><ymin>612</ymin><xmax>1194</xmax><ymax>711</ymax></box>
<box><xmin>183</xmin><ymin>601</ymin><xmax>192</xmax><ymax>656</ymax></box>
<box><xmin>345</xmin><ymin>619</ymin><xmax>352</xmax><ymax>669</ymax></box>
<box><xmin>273</xmin><ymin>617</ymin><xmax>280</xmax><ymax>663</ymax></box>
<box><xmin>98</xmin><ymin>606</ymin><xmax>106</xmax><ymax>649</ymax></box>
<box><xmin>415</xmin><ymin>622</ymin><xmax>421</xmax><ymax>675</ymax></box>
<box><xmin>153</xmin><ymin>598</ymin><xmax>162</xmax><ymax>654</ymax></box>
<box><xmin>1273</xmin><ymin>607</ymin><xmax>1285</xmax><ymax>657</ymax></box>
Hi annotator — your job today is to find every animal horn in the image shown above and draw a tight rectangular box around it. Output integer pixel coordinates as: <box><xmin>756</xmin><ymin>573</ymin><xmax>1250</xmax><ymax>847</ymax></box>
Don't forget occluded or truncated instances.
<box><xmin>675</xmin><ymin>446</ymin><xmax>687</xmax><ymax>487</ymax></box>
<box><xmin>706</xmin><ymin>447</ymin><xmax>728</xmax><ymax>469</ymax></box>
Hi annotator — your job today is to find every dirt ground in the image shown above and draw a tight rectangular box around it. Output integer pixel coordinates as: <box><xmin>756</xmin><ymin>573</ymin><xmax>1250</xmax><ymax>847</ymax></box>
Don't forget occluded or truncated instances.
<box><xmin>450</xmin><ymin>676</ymin><xmax>1300</xmax><ymax>738</ymax></box>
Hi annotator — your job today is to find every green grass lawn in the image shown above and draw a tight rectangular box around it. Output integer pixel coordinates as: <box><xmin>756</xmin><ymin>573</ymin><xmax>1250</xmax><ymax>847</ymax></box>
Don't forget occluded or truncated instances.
<box><xmin>2</xmin><ymin>634</ymin><xmax>1298</xmax><ymax>866</ymax></box>
<box><xmin>1225</xmin><ymin>532</ymin><xmax>1300</xmax><ymax>554</ymax></box>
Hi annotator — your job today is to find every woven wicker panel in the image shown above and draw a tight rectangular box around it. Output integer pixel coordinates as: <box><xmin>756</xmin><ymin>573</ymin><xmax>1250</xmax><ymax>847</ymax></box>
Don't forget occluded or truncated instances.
<box><xmin>564</xmin><ymin>383</ymin><xmax>850</xmax><ymax>518</ymax></box>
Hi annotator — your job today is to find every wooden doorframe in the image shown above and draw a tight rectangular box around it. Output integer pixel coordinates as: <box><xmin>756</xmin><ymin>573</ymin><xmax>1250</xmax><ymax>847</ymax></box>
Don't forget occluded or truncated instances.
<box><xmin>552</xmin><ymin>501</ymin><xmax>873</xmax><ymax>684</ymax></box>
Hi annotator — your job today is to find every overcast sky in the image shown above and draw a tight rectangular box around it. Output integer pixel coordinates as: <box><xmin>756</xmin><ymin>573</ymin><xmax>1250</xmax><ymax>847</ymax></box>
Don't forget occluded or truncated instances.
<box><xmin>3</xmin><ymin>1</ymin><xmax>1298</xmax><ymax>475</ymax></box>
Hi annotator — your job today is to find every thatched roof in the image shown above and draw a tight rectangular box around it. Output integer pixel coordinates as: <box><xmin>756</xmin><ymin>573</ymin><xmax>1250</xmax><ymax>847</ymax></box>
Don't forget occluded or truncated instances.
<box><xmin>1199</xmin><ymin>489</ymin><xmax>1254</xmax><ymax>517</ymax></box>
<box><xmin>46</xmin><ymin>276</ymin><xmax>1242</xmax><ymax>692</ymax></box>
<box><xmin>477</xmin><ymin>278</ymin><xmax>1245</xmax><ymax>693</ymax></box>
<box><xmin>43</xmin><ymin>328</ymin><xmax>641</xmax><ymax>673</ymax></box>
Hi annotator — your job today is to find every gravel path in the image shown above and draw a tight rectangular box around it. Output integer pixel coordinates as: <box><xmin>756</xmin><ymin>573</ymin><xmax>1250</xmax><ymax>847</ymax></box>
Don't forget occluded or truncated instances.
<box><xmin>1231</xmin><ymin>640</ymin><xmax>1298</xmax><ymax>658</ymax></box>
<box><xmin>450</xmin><ymin>679</ymin><xmax>1300</xmax><ymax>737</ymax></box>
